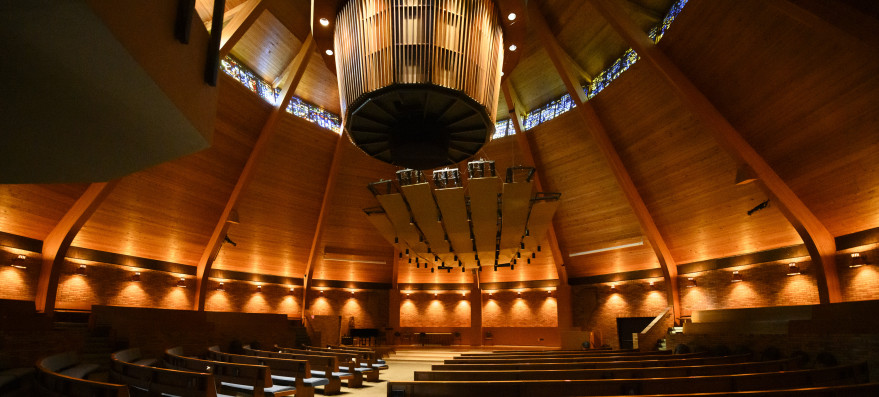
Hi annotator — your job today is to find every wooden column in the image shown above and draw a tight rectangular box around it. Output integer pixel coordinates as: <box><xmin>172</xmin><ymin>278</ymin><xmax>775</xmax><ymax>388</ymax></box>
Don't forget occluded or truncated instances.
<box><xmin>587</xmin><ymin>0</ymin><xmax>841</xmax><ymax>303</ymax></box>
<box><xmin>469</xmin><ymin>270</ymin><xmax>483</xmax><ymax>346</ymax></box>
<box><xmin>388</xmin><ymin>248</ymin><xmax>402</xmax><ymax>342</ymax></box>
<box><xmin>194</xmin><ymin>35</ymin><xmax>315</xmax><ymax>311</ymax></box>
<box><xmin>526</xmin><ymin>1</ymin><xmax>682</xmax><ymax>321</ymax></box>
<box><xmin>501</xmin><ymin>79</ymin><xmax>573</xmax><ymax>329</ymax></box>
<box><xmin>301</xmin><ymin>135</ymin><xmax>346</xmax><ymax>320</ymax></box>
<box><xmin>35</xmin><ymin>180</ymin><xmax>119</xmax><ymax>314</ymax></box>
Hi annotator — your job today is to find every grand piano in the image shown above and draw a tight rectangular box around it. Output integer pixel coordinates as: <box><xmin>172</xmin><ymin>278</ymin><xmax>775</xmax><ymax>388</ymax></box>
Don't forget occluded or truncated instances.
<box><xmin>348</xmin><ymin>328</ymin><xmax>380</xmax><ymax>346</ymax></box>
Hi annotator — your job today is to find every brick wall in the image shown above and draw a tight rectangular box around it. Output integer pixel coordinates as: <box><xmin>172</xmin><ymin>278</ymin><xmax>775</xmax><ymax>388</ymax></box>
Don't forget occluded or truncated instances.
<box><xmin>483</xmin><ymin>290</ymin><xmax>558</xmax><ymax>327</ymax></box>
<box><xmin>572</xmin><ymin>279</ymin><xmax>670</xmax><ymax>349</ymax></box>
<box><xmin>205</xmin><ymin>281</ymin><xmax>301</xmax><ymax>316</ymax></box>
<box><xmin>56</xmin><ymin>259</ymin><xmax>195</xmax><ymax>310</ymax></box>
<box><xmin>306</xmin><ymin>288</ymin><xmax>389</xmax><ymax>330</ymax></box>
<box><xmin>0</xmin><ymin>249</ymin><xmax>39</xmax><ymax>301</ymax></box>
<box><xmin>400</xmin><ymin>292</ymin><xmax>471</xmax><ymax>327</ymax></box>
<box><xmin>839</xmin><ymin>246</ymin><xmax>879</xmax><ymax>302</ymax></box>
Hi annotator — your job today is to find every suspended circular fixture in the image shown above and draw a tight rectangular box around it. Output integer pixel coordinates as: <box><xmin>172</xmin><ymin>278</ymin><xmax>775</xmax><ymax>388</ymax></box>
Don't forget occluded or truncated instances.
<box><xmin>334</xmin><ymin>0</ymin><xmax>504</xmax><ymax>170</ymax></box>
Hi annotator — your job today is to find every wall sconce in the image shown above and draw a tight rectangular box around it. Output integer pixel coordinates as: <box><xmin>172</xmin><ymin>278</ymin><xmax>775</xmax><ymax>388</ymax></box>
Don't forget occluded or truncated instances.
<box><xmin>75</xmin><ymin>264</ymin><xmax>87</xmax><ymax>276</ymax></box>
<box><xmin>787</xmin><ymin>263</ymin><xmax>801</xmax><ymax>276</ymax></box>
<box><xmin>731</xmin><ymin>271</ymin><xmax>743</xmax><ymax>283</ymax></box>
<box><xmin>461</xmin><ymin>291</ymin><xmax>467</xmax><ymax>296</ymax></box>
<box><xmin>131</xmin><ymin>272</ymin><xmax>141</xmax><ymax>282</ymax></box>
<box><xmin>610</xmin><ymin>284</ymin><xmax>617</xmax><ymax>290</ymax></box>
<box><xmin>320</xmin><ymin>290</ymin><xmax>324</xmax><ymax>295</ymax></box>
<box><xmin>350</xmin><ymin>289</ymin><xmax>355</xmax><ymax>295</ymax></box>
<box><xmin>9</xmin><ymin>254</ymin><xmax>27</xmax><ymax>269</ymax></box>
<box><xmin>648</xmin><ymin>280</ymin><xmax>655</xmax><ymax>287</ymax></box>
<box><xmin>850</xmin><ymin>253</ymin><xmax>867</xmax><ymax>268</ymax></box>
<box><xmin>176</xmin><ymin>277</ymin><xmax>186</xmax><ymax>287</ymax></box>
<box><xmin>255</xmin><ymin>284</ymin><xmax>262</xmax><ymax>292</ymax></box>
<box><xmin>686</xmin><ymin>277</ymin><xmax>697</xmax><ymax>287</ymax></box>
<box><xmin>217</xmin><ymin>282</ymin><xmax>225</xmax><ymax>291</ymax></box>
<box><xmin>288</xmin><ymin>286</ymin><xmax>295</xmax><ymax>295</ymax></box>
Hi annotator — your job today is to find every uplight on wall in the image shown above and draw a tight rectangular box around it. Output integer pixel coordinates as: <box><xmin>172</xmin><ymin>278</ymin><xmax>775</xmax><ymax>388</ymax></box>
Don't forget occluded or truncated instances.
<box><xmin>686</xmin><ymin>277</ymin><xmax>697</xmax><ymax>288</ymax></box>
<box><xmin>288</xmin><ymin>286</ymin><xmax>295</xmax><ymax>295</ymax></box>
<box><xmin>9</xmin><ymin>254</ymin><xmax>27</xmax><ymax>269</ymax></box>
<box><xmin>131</xmin><ymin>272</ymin><xmax>141</xmax><ymax>282</ymax></box>
<box><xmin>176</xmin><ymin>277</ymin><xmax>186</xmax><ymax>287</ymax></box>
<box><xmin>787</xmin><ymin>263</ymin><xmax>801</xmax><ymax>276</ymax></box>
<box><xmin>75</xmin><ymin>264</ymin><xmax>87</xmax><ymax>276</ymax></box>
<box><xmin>256</xmin><ymin>284</ymin><xmax>262</xmax><ymax>293</ymax></box>
<box><xmin>217</xmin><ymin>282</ymin><xmax>225</xmax><ymax>291</ymax></box>
<box><xmin>850</xmin><ymin>253</ymin><xmax>867</xmax><ymax>268</ymax></box>
<box><xmin>731</xmin><ymin>271</ymin><xmax>743</xmax><ymax>283</ymax></box>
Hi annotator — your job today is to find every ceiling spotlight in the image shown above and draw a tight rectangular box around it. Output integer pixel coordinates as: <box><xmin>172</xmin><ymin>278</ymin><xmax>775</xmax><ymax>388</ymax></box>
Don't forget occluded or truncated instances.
<box><xmin>510</xmin><ymin>264</ymin><xmax>515</xmax><ymax>270</ymax></box>
<box><xmin>217</xmin><ymin>282</ymin><xmax>225</xmax><ymax>291</ymax></box>
<box><xmin>405</xmin><ymin>248</ymin><xmax>410</xmax><ymax>255</ymax></box>
<box><xmin>9</xmin><ymin>255</ymin><xmax>27</xmax><ymax>269</ymax></box>
<box><xmin>399</xmin><ymin>252</ymin><xmax>403</xmax><ymax>259</ymax></box>
<box><xmin>177</xmin><ymin>277</ymin><xmax>186</xmax><ymax>287</ymax></box>
<box><xmin>131</xmin><ymin>272</ymin><xmax>141</xmax><ymax>282</ymax></box>
<box><xmin>508</xmin><ymin>44</ymin><xmax>517</xmax><ymax>51</ymax></box>
<box><xmin>507</xmin><ymin>13</ymin><xmax>516</xmax><ymax>21</ymax></box>
<box><xmin>787</xmin><ymin>263</ymin><xmax>801</xmax><ymax>276</ymax></box>
<box><xmin>731</xmin><ymin>271</ymin><xmax>743</xmax><ymax>283</ymax></box>
<box><xmin>319</xmin><ymin>17</ymin><xmax>330</xmax><ymax>26</ymax></box>
<box><xmin>850</xmin><ymin>252</ymin><xmax>867</xmax><ymax>268</ymax></box>
<box><xmin>431</xmin><ymin>267</ymin><xmax>434</xmax><ymax>273</ymax></box>
<box><xmin>325</xmin><ymin>49</ymin><xmax>334</xmax><ymax>56</ymax></box>
<box><xmin>686</xmin><ymin>277</ymin><xmax>697</xmax><ymax>287</ymax></box>
<box><xmin>75</xmin><ymin>264</ymin><xmax>87</xmax><ymax>276</ymax></box>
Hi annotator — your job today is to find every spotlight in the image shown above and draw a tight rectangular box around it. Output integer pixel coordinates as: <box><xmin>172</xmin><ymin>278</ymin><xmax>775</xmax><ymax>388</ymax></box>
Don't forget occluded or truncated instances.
<box><xmin>520</xmin><ymin>242</ymin><xmax>525</xmax><ymax>249</ymax></box>
<box><xmin>256</xmin><ymin>284</ymin><xmax>262</xmax><ymax>292</ymax></box>
<box><xmin>517</xmin><ymin>252</ymin><xmax>521</xmax><ymax>258</ymax></box>
<box><xmin>510</xmin><ymin>264</ymin><xmax>515</xmax><ymax>270</ymax></box>
<box><xmin>850</xmin><ymin>253</ymin><xmax>867</xmax><ymax>268</ymax></box>
<box><xmin>527</xmin><ymin>258</ymin><xmax>531</xmax><ymax>264</ymax></box>
<box><xmin>538</xmin><ymin>245</ymin><xmax>542</xmax><ymax>252</ymax></box>
<box><xmin>787</xmin><ymin>263</ymin><xmax>801</xmax><ymax>276</ymax></box>
<box><xmin>532</xmin><ymin>252</ymin><xmax>536</xmax><ymax>259</ymax></box>
<box><xmin>731</xmin><ymin>271</ymin><xmax>743</xmax><ymax>283</ymax></box>
<box><xmin>217</xmin><ymin>282</ymin><xmax>225</xmax><ymax>291</ymax></box>
<box><xmin>686</xmin><ymin>277</ymin><xmax>697</xmax><ymax>287</ymax></box>
<box><xmin>610</xmin><ymin>284</ymin><xmax>616</xmax><ymax>290</ymax></box>
<box><xmin>416</xmin><ymin>263</ymin><xmax>420</xmax><ymax>268</ymax></box>
<box><xmin>431</xmin><ymin>268</ymin><xmax>434</xmax><ymax>273</ymax></box>
<box><xmin>405</xmin><ymin>248</ymin><xmax>409</xmax><ymax>255</ymax></box>
<box><xmin>507</xmin><ymin>13</ymin><xmax>516</xmax><ymax>21</ymax></box>
<box><xmin>399</xmin><ymin>252</ymin><xmax>403</xmax><ymax>259</ymax></box>
<box><xmin>319</xmin><ymin>17</ymin><xmax>330</xmax><ymax>26</ymax></box>
<box><xmin>508</xmin><ymin>44</ymin><xmax>517</xmax><ymax>51</ymax></box>
<box><xmin>75</xmin><ymin>264</ymin><xmax>87</xmax><ymax>276</ymax></box>
<box><xmin>289</xmin><ymin>287</ymin><xmax>295</xmax><ymax>295</ymax></box>
<box><xmin>462</xmin><ymin>267</ymin><xmax>466</xmax><ymax>272</ymax></box>
<box><xmin>409</xmin><ymin>258</ymin><xmax>412</xmax><ymax>264</ymax></box>
<box><xmin>177</xmin><ymin>277</ymin><xmax>186</xmax><ymax>287</ymax></box>
<box><xmin>325</xmin><ymin>49</ymin><xmax>334</xmax><ymax>56</ymax></box>
<box><xmin>131</xmin><ymin>272</ymin><xmax>141</xmax><ymax>282</ymax></box>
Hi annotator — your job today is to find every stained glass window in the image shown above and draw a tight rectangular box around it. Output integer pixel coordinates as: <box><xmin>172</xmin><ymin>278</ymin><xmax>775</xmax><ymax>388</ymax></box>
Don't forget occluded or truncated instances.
<box><xmin>490</xmin><ymin>0</ymin><xmax>688</xmax><ymax>140</ymax></box>
<box><xmin>221</xmin><ymin>56</ymin><xmax>341</xmax><ymax>134</ymax></box>
<box><xmin>492</xmin><ymin>119</ymin><xmax>514</xmax><ymax>139</ymax></box>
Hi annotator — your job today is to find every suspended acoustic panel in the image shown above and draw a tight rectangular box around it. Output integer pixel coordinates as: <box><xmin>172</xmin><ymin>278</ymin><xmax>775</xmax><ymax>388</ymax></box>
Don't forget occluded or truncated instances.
<box><xmin>335</xmin><ymin>0</ymin><xmax>504</xmax><ymax>170</ymax></box>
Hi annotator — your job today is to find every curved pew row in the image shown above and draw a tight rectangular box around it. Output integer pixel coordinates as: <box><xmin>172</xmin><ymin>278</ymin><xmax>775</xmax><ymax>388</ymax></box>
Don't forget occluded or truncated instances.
<box><xmin>279</xmin><ymin>346</ymin><xmax>381</xmax><ymax>381</ymax></box>
<box><xmin>389</xmin><ymin>362</ymin><xmax>870</xmax><ymax>397</ymax></box>
<box><xmin>243</xmin><ymin>345</ymin><xmax>355</xmax><ymax>394</ymax></box>
<box><xmin>110</xmin><ymin>348</ymin><xmax>225</xmax><ymax>397</ymax></box>
<box><xmin>416</xmin><ymin>358</ymin><xmax>798</xmax><ymax>381</ymax></box>
<box><xmin>432</xmin><ymin>354</ymin><xmax>753</xmax><ymax>371</ymax></box>
<box><xmin>442</xmin><ymin>352</ymin><xmax>706</xmax><ymax>364</ymax></box>
<box><xmin>457</xmin><ymin>349</ymin><xmax>644</xmax><ymax>357</ymax></box>
<box><xmin>35</xmin><ymin>351</ymin><xmax>129</xmax><ymax>397</ymax></box>
<box><xmin>164</xmin><ymin>347</ymin><xmax>296</xmax><ymax>397</ymax></box>
<box><xmin>207</xmin><ymin>346</ymin><xmax>327</xmax><ymax>397</ymax></box>
<box><xmin>302</xmin><ymin>346</ymin><xmax>389</xmax><ymax>370</ymax></box>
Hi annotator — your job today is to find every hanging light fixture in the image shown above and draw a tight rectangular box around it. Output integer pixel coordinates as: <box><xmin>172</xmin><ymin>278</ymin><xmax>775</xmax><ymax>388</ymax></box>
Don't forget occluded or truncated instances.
<box><xmin>334</xmin><ymin>0</ymin><xmax>505</xmax><ymax>170</ymax></box>
<box><xmin>364</xmin><ymin>161</ymin><xmax>560</xmax><ymax>273</ymax></box>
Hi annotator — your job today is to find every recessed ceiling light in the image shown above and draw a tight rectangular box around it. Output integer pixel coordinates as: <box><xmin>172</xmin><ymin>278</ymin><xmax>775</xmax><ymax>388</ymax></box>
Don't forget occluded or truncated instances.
<box><xmin>508</xmin><ymin>44</ymin><xmax>517</xmax><ymax>51</ymax></box>
<box><xmin>507</xmin><ymin>13</ymin><xmax>516</xmax><ymax>21</ymax></box>
<box><xmin>326</xmin><ymin>49</ymin><xmax>334</xmax><ymax>56</ymax></box>
<box><xmin>319</xmin><ymin>18</ymin><xmax>330</xmax><ymax>26</ymax></box>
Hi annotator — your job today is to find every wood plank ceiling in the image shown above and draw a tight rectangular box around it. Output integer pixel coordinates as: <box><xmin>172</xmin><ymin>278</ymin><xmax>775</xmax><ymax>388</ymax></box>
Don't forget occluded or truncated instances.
<box><xmin>1</xmin><ymin>0</ymin><xmax>877</xmax><ymax>288</ymax></box>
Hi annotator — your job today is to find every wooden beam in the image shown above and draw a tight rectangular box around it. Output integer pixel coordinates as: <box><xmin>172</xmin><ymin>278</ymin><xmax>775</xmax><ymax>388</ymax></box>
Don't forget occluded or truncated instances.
<box><xmin>587</xmin><ymin>0</ymin><xmax>842</xmax><ymax>303</ymax></box>
<box><xmin>219</xmin><ymin>0</ymin><xmax>267</xmax><ymax>59</ymax></box>
<box><xmin>35</xmin><ymin>181</ymin><xmax>119</xmax><ymax>314</ymax></box>
<box><xmin>194</xmin><ymin>34</ymin><xmax>315</xmax><ymax>311</ymax></box>
<box><xmin>301</xmin><ymin>134</ymin><xmax>346</xmax><ymax>321</ymax></box>
<box><xmin>469</xmin><ymin>269</ymin><xmax>483</xmax><ymax>346</ymax></box>
<box><xmin>526</xmin><ymin>1</ymin><xmax>682</xmax><ymax>322</ymax></box>
<box><xmin>501</xmin><ymin>79</ymin><xmax>572</xmax><ymax>328</ymax></box>
<box><xmin>389</xmin><ymin>248</ymin><xmax>401</xmax><ymax>331</ymax></box>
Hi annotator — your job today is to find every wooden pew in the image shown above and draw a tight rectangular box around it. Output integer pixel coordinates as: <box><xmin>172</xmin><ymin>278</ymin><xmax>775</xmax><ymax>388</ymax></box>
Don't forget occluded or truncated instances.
<box><xmin>164</xmin><ymin>347</ymin><xmax>295</xmax><ymax>397</ymax></box>
<box><xmin>415</xmin><ymin>358</ymin><xmax>797</xmax><ymax>381</ymax></box>
<box><xmin>305</xmin><ymin>345</ymin><xmax>389</xmax><ymax>370</ymax></box>
<box><xmin>207</xmin><ymin>346</ymin><xmax>326</xmax><ymax>397</ymax></box>
<box><xmin>388</xmin><ymin>362</ymin><xmax>869</xmax><ymax>397</ymax></box>
<box><xmin>35</xmin><ymin>352</ymin><xmax>130</xmax><ymax>397</ymax></box>
<box><xmin>431</xmin><ymin>354</ymin><xmax>753</xmax><ymax>370</ymax></box>
<box><xmin>282</xmin><ymin>346</ymin><xmax>382</xmax><ymax>381</ymax></box>
<box><xmin>110</xmin><ymin>348</ymin><xmax>221</xmax><ymax>397</ymax></box>
<box><xmin>331</xmin><ymin>344</ymin><xmax>395</xmax><ymax>358</ymax></box>
<box><xmin>244</xmin><ymin>346</ymin><xmax>350</xmax><ymax>395</ymax></box>
<box><xmin>457</xmin><ymin>349</ymin><xmax>658</xmax><ymax>357</ymax></box>
<box><xmin>389</xmin><ymin>383</ymin><xmax>879</xmax><ymax>397</ymax></box>
<box><xmin>443</xmin><ymin>352</ymin><xmax>706</xmax><ymax>364</ymax></box>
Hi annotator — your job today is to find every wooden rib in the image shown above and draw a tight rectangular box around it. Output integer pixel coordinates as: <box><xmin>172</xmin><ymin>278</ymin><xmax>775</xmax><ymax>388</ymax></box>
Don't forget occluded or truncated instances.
<box><xmin>301</xmin><ymin>134</ymin><xmax>345</xmax><ymax>320</ymax></box>
<box><xmin>587</xmin><ymin>0</ymin><xmax>842</xmax><ymax>303</ymax></box>
<box><xmin>203</xmin><ymin>0</ymin><xmax>249</xmax><ymax>29</ymax></box>
<box><xmin>219</xmin><ymin>0</ymin><xmax>267</xmax><ymax>59</ymax></box>
<box><xmin>501</xmin><ymin>79</ymin><xmax>573</xmax><ymax>328</ymax></box>
<box><xmin>526</xmin><ymin>1</ymin><xmax>681</xmax><ymax>322</ymax></box>
<box><xmin>35</xmin><ymin>181</ymin><xmax>119</xmax><ymax>314</ymax></box>
<box><xmin>194</xmin><ymin>34</ymin><xmax>315</xmax><ymax>311</ymax></box>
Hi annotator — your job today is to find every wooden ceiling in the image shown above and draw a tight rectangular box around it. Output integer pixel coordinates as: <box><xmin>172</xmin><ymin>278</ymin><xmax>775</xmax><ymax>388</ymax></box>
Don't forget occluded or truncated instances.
<box><xmin>2</xmin><ymin>0</ymin><xmax>878</xmax><ymax>288</ymax></box>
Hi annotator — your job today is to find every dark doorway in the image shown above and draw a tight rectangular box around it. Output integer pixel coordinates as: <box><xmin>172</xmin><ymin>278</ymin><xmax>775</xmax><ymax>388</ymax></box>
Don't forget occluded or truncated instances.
<box><xmin>616</xmin><ymin>317</ymin><xmax>655</xmax><ymax>349</ymax></box>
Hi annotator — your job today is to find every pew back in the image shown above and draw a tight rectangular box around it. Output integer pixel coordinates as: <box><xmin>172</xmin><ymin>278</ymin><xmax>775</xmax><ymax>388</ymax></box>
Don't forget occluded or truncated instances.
<box><xmin>35</xmin><ymin>352</ymin><xmax>129</xmax><ymax>397</ymax></box>
<box><xmin>110</xmin><ymin>348</ymin><xmax>218</xmax><ymax>397</ymax></box>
